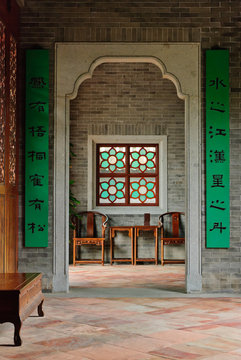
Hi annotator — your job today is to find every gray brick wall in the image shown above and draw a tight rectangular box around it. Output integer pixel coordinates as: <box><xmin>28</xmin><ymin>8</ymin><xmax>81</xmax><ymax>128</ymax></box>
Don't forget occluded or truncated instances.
<box><xmin>70</xmin><ymin>62</ymin><xmax>185</xmax><ymax>262</ymax></box>
<box><xmin>18</xmin><ymin>0</ymin><xmax>241</xmax><ymax>292</ymax></box>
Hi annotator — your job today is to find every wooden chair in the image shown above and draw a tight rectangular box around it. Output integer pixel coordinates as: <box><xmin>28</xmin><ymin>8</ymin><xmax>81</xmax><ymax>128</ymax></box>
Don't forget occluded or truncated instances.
<box><xmin>159</xmin><ymin>212</ymin><xmax>185</xmax><ymax>266</ymax></box>
<box><xmin>71</xmin><ymin>211</ymin><xmax>108</xmax><ymax>266</ymax></box>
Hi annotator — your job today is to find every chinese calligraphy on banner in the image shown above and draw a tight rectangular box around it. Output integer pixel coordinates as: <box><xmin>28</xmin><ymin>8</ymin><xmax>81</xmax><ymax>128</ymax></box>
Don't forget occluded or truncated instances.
<box><xmin>25</xmin><ymin>50</ymin><xmax>49</xmax><ymax>247</ymax></box>
<box><xmin>206</xmin><ymin>50</ymin><xmax>229</xmax><ymax>248</ymax></box>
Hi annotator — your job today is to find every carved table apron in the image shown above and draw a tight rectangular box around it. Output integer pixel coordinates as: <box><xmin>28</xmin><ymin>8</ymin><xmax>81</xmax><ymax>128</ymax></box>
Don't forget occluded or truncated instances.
<box><xmin>0</xmin><ymin>273</ymin><xmax>44</xmax><ymax>346</ymax></box>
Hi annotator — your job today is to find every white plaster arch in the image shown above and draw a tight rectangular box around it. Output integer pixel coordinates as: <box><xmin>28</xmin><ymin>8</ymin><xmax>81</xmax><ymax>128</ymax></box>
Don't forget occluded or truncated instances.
<box><xmin>53</xmin><ymin>42</ymin><xmax>201</xmax><ymax>293</ymax></box>
<box><xmin>68</xmin><ymin>56</ymin><xmax>185</xmax><ymax>101</ymax></box>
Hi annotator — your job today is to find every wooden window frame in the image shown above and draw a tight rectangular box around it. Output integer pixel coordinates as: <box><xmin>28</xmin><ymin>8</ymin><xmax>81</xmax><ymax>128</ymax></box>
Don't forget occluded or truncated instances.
<box><xmin>96</xmin><ymin>143</ymin><xmax>159</xmax><ymax>207</ymax></box>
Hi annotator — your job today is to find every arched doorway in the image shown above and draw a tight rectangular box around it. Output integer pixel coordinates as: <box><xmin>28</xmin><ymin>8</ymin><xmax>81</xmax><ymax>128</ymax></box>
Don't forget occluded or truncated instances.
<box><xmin>53</xmin><ymin>43</ymin><xmax>201</xmax><ymax>293</ymax></box>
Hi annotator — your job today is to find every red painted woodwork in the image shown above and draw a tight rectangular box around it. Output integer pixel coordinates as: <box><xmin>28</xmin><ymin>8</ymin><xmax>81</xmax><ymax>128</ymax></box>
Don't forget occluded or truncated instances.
<box><xmin>134</xmin><ymin>225</ymin><xmax>159</xmax><ymax>265</ymax></box>
<box><xmin>109</xmin><ymin>226</ymin><xmax>134</xmax><ymax>265</ymax></box>
<box><xmin>97</xmin><ymin>144</ymin><xmax>159</xmax><ymax>206</ymax></box>
<box><xmin>159</xmin><ymin>212</ymin><xmax>185</xmax><ymax>266</ymax></box>
<box><xmin>71</xmin><ymin>211</ymin><xmax>108</xmax><ymax>266</ymax></box>
<box><xmin>0</xmin><ymin>273</ymin><xmax>44</xmax><ymax>346</ymax></box>
<box><xmin>0</xmin><ymin>0</ymin><xmax>19</xmax><ymax>273</ymax></box>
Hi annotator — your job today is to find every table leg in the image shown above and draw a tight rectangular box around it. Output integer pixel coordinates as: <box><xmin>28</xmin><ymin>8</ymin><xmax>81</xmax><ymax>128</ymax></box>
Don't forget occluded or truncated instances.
<box><xmin>13</xmin><ymin>318</ymin><xmax>22</xmax><ymax>346</ymax></box>
<box><xmin>131</xmin><ymin>228</ymin><xmax>134</xmax><ymax>265</ymax></box>
<box><xmin>38</xmin><ymin>299</ymin><xmax>44</xmax><ymax>317</ymax></box>
<box><xmin>134</xmin><ymin>228</ymin><xmax>137</xmax><ymax>265</ymax></box>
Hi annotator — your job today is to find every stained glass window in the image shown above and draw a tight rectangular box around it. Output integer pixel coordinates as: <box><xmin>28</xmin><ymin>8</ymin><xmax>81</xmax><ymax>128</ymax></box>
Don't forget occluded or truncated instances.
<box><xmin>0</xmin><ymin>21</ymin><xmax>6</xmax><ymax>184</ymax></box>
<box><xmin>97</xmin><ymin>144</ymin><xmax>159</xmax><ymax>206</ymax></box>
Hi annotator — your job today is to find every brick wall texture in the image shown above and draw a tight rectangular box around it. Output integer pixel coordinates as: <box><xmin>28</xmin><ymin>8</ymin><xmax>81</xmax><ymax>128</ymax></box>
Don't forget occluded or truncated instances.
<box><xmin>70</xmin><ymin>63</ymin><xmax>185</xmax><ymax>262</ymax></box>
<box><xmin>18</xmin><ymin>0</ymin><xmax>241</xmax><ymax>292</ymax></box>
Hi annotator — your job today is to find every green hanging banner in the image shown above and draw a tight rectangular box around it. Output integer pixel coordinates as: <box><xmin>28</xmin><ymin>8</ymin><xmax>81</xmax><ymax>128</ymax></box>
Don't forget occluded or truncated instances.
<box><xmin>206</xmin><ymin>50</ymin><xmax>230</xmax><ymax>248</ymax></box>
<box><xmin>25</xmin><ymin>50</ymin><xmax>49</xmax><ymax>247</ymax></box>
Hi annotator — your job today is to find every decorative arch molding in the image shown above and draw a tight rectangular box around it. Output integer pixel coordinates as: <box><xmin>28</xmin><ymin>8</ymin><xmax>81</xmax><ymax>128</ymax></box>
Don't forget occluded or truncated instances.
<box><xmin>53</xmin><ymin>42</ymin><xmax>201</xmax><ymax>293</ymax></box>
<box><xmin>68</xmin><ymin>56</ymin><xmax>185</xmax><ymax>101</ymax></box>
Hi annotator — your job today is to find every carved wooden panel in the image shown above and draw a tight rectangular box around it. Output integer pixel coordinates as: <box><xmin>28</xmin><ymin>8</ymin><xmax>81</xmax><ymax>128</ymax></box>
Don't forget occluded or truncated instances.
<box><xmin>0</xmin><ymin>195</ymin><xmax>5</xmax><ymax>272</ymax></box>
<box><xmin>6</xmin><ymin>194</ymin><xmax>18</xmax><ymax>272</ymax></box>
<box><xmin>0</xmin><ymin>1</ymin><xmax>19</xmax><ymax>273</ymax></box>
<box><xmin>0</xmin><ymin>20</ymin><xmax>5</xmax><ymax>184</ymax></box>
<box><xmin>9</xmin><ymin>35</ymin><xmax>17</xmax><ymax>185</ymax></box>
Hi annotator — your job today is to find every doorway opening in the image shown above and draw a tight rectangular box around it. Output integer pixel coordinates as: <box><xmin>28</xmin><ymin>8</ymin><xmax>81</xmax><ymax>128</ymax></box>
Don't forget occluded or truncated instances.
<box><xmin>54</xmin><ymin>43</ymin><xmax>201</xmax><ymax>293</ymax></box>
<box><xmin>69</xmin><ymin>61</ymin><xmax>186</xmax><ymax>294</ymax></box>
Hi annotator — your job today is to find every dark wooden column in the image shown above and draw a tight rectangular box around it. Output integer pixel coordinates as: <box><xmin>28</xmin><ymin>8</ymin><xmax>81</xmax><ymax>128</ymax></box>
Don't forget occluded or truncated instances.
<box><xmin>0</xmin><ymin>0</ymin><xmax>20</xmax><ymax>272</ymax></box>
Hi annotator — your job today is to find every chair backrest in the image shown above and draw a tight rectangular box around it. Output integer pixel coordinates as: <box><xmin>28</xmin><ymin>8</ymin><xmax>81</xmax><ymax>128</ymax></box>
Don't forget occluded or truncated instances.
<box><xmin>159</xmin><ymin>212</ymin><xmax>185</xmax><ymax>238</ymax></box>
<box><xmin>71</xmin><ymin>211</ymin><xmax>108</xmax><ymax>238</ymax></box>
<box><xmin>144</xmin><ymin>213</ymin><xmax>150</xmax><ymax>226</ymax></box>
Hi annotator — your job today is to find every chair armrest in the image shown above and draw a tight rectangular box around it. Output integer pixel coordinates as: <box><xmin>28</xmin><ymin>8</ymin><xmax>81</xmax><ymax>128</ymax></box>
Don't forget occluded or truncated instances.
<box><xmin>103</xmin><ymin>214</ymin><xmax>108</xmax><ymax>228</ymax></box>
<box><xmin>158</xmin><ymin>215</ymin><xmax>163</xmax><ymax>228</ymax></box>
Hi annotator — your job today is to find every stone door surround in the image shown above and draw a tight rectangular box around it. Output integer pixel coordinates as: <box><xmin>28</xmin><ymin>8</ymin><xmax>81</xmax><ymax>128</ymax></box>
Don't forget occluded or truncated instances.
<box><xmin>54</xmin><ymin>42</ymin><xmax>201</xmax><ymax>293</ymax></box>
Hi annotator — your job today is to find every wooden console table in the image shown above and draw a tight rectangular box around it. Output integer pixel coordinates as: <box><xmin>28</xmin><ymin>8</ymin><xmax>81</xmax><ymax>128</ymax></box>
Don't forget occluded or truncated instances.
<box><xmin>0</xmin><ymin>273</ymin><xmax>44</xmax><ymax>346</ymax></box>
<box><xmin>110</xmin><ymin>226</ymin><xmax>134</xmax><ymax>265</ymax></box>
<box><xmin>134</xmin><ymin>225</ymin><xmax>159</xmax><ymax>265</ymax></box>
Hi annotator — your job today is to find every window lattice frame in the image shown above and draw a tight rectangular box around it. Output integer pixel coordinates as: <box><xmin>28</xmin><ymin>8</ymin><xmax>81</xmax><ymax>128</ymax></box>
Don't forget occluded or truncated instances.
<box><xmin>97</xmin><ymin>143</ymin><xmax>159</xmax><ymax>206</ymax></box>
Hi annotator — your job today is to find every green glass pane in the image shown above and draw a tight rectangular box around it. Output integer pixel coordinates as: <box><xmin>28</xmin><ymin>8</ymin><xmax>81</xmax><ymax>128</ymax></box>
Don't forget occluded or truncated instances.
<box><xmin>101</xmin><ymin>160</ymin><xmax>109</xmax><ymax>168</ymax></box>
<box><xmin>146</xmin><ymin>191</ymin><xmax>154</xmax><ymax>198</ymax></box>
<box><xmin>146</xmin><ymin>182</ymin><xmax>154</xmax><ymax>190</ymax></box>
<box><xmin>116</xmin><ymin>160</ymin><xmax>124</xmax><ymax>168</ymax></box>
<box><xmin>109</xmin><ymin>179</ymin><xmax>115</xmax><ymax>186</ymax></box>
<box><xmin>140</xmin><ymin>195</ymin><xmax>146</xmax><ymax>202</ymax></box>
<box><xmin>116</xmin><ymin>191</ymin><xmax>124</xmax><ymax>199</ymax></box>
<box><xmin>131</xmin><ymin>160</ymin><xmax>139</xmax><ymax>168</ymax></box>
<box><xmin>109</xmin><ymin>148</ymin><xmax>116</xmax><ymax>155</ymax></box>
<box><xmin>140</xmin><ymin>148</ymin><xmax>146</xmax><ymax>155</ymax></box>
<box><xmin>131</xmin><ymin>190</ymin><xmax>139</xmax><ymax>198</ymax></box>
<box><xmin>146</xmin><ymin>152</ymin><xmax>155</xmax><ymax>160</ymax></box>
<box><xmin>140</xmin><ymin>179</ymin><xmax>146</xmax><ymax>186</ymax></box>
<box><xmin>101</xmin><ymin>151</ymin><xmax>109</xmax><ymax>160</ymax></box>
<box><xmin>116</xmin><ymin>152</ymin><xmax>124</xmax><ymax>160</ymax></box>
<box><xmin>140</xmin><ymin>165</ymin><xmax>146</xmax><ymax>172</ymax></box>
<box><xmin>100</xmin><ymin>182</ymin><xmax>109</xmax><ymax>190</ymax></box>
<box><xmin>131</xmin><ymin>152</ymin><xmax>139</xmax><ymax>160</ymax></box>
<box><xmin>109</xmin><ymin>195</ymin><xmax>116</xmax><ymax>202</ymax></box>
<box><xmin>116</xmin><ymin>182</ymin><xmax>124</xmax><ymax>190</ymax></box>
<box><xmin>110</xmin><ymin>165</ymin><xmax>116</xmax><ymax>172</ymax></box>
<box><xmin>101</xmin><ymin>190</ymin><xmax>109</xmax><ymax>199</ymax></box>
<box><xmin>147</xmin><ymin>160</ymin><xmax>155</xmax><ymax>168</ymax></box>
<box><xmin>131</xmin><ymin>182</ymin><xmax>139</xmax><ymax>190</ymax></box>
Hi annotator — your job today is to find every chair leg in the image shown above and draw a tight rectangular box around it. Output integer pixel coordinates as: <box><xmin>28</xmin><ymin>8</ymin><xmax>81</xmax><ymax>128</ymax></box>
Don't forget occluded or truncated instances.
<box><xmin>102</xmin><ymin>241</ymin><xmax>104</xmax><ymax>266</ymax></box>
<box><xmin>73</xmin><ymin>240</ymin><xmax>76</xmax><ymax>266</ymax></box>
<box><xmin>161</xmin><ymin>239</ymin><xmax>164</xmax><ymax>266</ymax></box>
<box><xmin>155</xmin><ymin>228</ymin><xmax>158</xmax><ymax>265</ymax></box>
<box><xmin>131</xmin><ymin>228</ymin><xmax>134</xmax><ymax>265</ymax></box>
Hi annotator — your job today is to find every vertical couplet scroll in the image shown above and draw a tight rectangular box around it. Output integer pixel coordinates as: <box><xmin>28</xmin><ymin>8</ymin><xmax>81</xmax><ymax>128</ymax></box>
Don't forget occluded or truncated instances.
<box><xmin>25</xmin><ymin>50</ymin><xmax>49</xmax><ymax>247</ymax></box>
<box><xmin>206</xmin><ymin>50</ymin><xmax>230</xmax><ymax>248</ymax></box>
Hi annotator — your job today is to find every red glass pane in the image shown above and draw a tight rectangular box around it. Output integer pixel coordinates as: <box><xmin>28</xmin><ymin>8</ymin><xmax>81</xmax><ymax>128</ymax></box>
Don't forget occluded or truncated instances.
<box><xmin>0</xmin><ymin>21</ymin><xmax>6</xmax><ymax>184</ymax></box>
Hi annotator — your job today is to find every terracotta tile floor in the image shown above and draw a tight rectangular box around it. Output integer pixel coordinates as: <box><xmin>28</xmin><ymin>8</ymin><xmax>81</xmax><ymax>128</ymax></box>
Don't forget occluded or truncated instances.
<box><xmin>1</xmin><ymin>265</ymin><xmax>241</xmax><ymax>359</ymax></box>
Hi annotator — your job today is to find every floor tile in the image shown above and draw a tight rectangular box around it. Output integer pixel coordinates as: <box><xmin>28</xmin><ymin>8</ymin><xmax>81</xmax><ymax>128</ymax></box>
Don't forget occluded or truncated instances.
<box><xmin>1</xmin><ymin>265</ymin><xmax>241</xmax><ymax>360</ymax></box>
